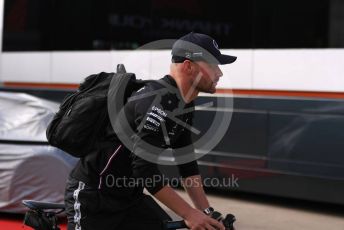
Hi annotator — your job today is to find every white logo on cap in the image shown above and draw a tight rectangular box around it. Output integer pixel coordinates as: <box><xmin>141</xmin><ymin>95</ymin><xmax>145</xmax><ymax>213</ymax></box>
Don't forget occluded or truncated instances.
<box><xmin>213</xmin><ymin>40</ymin><xmax>219</xmax><ymax>50</ymax></box>
<box><xmin>193</xmin><ymin>52</ymin><xmax>203</xmax><ymax>57</ymax></box>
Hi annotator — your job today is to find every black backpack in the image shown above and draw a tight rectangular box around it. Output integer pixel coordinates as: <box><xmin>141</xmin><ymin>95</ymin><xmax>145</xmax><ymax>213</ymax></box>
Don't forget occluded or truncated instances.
<box><xmin>46</xmin><ymin>64</ymin><xmax>146</xmax><ymax>157</ymax></box>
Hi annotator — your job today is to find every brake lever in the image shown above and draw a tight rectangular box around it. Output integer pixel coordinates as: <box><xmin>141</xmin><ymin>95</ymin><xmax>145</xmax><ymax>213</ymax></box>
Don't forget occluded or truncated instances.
<box><xmin>163</xmin><ymin>212</ymin><xmax>236</xmax><ymax>230</ymax></box>
<box><xmin>211</xmin><ymin>211</ymin><xmax>236</xmax><ymax>230</ymax></box>
<box><xmin>222</xmin><ymin>213</ymin><xmax>236</xmax><ymax>230</ymax></box>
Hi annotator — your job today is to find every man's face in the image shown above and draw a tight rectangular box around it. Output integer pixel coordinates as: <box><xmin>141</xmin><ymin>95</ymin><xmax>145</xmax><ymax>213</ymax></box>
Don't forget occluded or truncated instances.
<box><xmin>192</xmin><ymin>61</ymin><xmax>223</xmax><ymax>94</ymax></box>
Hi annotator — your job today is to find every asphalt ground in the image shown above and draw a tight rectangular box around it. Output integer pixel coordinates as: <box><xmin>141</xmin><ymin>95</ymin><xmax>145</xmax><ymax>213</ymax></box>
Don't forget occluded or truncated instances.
<box><xmin>1</xmin><ymin>189</ymin><xmax>343</xmax><ymax>230</ymax></box>
<box><xmin>154</xmin><ymin>189</ymin><xmax>344</xmax><ymax>230</ymax></box>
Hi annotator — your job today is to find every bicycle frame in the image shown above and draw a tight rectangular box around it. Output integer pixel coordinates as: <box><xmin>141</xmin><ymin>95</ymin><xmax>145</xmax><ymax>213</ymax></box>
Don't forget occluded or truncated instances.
<box><xmin>22</xmin><ymin>200</ymin><xmax>235</xmax><ymax>230</ymax></box>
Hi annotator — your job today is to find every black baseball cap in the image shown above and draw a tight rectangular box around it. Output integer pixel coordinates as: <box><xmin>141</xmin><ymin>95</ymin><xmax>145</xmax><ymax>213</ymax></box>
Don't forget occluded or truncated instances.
<box><xmin>171</xmin><ymin>32</ymin><xmax>237</xmax><ymax>65</ymax></box>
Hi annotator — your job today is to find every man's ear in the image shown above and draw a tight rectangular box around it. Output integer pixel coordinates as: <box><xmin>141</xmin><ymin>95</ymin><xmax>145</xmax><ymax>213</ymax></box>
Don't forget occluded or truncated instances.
<box><xmin>182</xmin><ymin>60</ymin><xmax>195</xmax><ymax>75</ymax></box>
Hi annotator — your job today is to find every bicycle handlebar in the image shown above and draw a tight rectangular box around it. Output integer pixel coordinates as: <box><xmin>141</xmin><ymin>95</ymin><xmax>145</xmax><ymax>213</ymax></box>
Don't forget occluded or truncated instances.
<box><xmin>22</xmin><ymin>200</ymin><xmax>236</xmax><ymax>230</ymax></box>
<box><xmin>164</xmin><ymin>220</ymin><xmax>188</xmax><ymax>229</ymax></box>
<box><xmin>163</xmin><ymin>213</ymin><xmax>236</xmax><ymax>230</ymax></box>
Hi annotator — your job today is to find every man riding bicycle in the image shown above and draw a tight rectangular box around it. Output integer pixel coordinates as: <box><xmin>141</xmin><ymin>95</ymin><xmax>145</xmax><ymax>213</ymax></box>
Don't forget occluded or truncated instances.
<box><xmin>64</xmin><ymin>32</ymin><xmax>237</xmax><ymax>230</ymax></box>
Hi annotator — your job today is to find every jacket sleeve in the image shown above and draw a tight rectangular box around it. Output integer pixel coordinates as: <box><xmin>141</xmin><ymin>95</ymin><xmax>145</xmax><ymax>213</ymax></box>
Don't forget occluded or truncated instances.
<box><xmin>129</xmin><ymin>89</ymin><xmax>169</xmax><ymax>195</ymax></box>
<box><xmin>172</xmin><ymin>113</ymin><xmax>199</xmax><ymax>178</ymax></box>
<box><xmin>128</xmin><ymin>85</ymin><xmax>199</xmax><ymax>194</ymax></box>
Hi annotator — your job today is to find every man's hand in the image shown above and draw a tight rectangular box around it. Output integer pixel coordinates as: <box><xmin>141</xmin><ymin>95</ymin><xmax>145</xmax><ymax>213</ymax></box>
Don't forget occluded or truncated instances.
<box><xmin>184</xmin><ymin>208</ymin><xmax>225</xmax><ymax>230</ymax></box>
<box><xmin>153</xmin><ymin>185</ymin><xmax>226</xmax><ymax>229</ymax></box>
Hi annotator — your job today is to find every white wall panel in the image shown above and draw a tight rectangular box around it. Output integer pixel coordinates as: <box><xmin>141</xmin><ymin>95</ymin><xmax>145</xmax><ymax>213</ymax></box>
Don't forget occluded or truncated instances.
<box><xmin>51</xmin><ymin>52</ymin><xmax>112</xmax><ymax>83</ymax></box>
<box><xmin>1</xmin><ymin>52</ymin><xmax>51</xmax><ymax>83</ymax></box>
<box><xmin>2</xmin><ymin>49</ymin><xmax>344</xmax><ymax>93</ymax></box>
<box><xmin>219</xmin><ymin>49</ymin><xmax>253</xmax><ymax>89</ymax></box>
<box><xmin>149</xmin><ymin>49</ymin><xmax>253</xmax><ymax>89</ymax></box>
<box><xmin>150</xmin><ymin>50</ymin><xmax>172</xmax><ymax>80</ymax></box>
<box><xmin>253</xmin><ymin>49</ymin><xmax>344</xmax><ymax>92</ymax></box>
<box><xmin>111</xmin><ymin>50</ymin><xmax>151</xmax><ymax>80</ymax></box>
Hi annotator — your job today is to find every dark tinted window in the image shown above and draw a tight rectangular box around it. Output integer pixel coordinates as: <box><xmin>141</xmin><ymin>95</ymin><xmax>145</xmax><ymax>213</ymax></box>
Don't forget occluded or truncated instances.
<box><xmin>105</xmin><ymin>0</ymin><xmax>253</xmax><ymax>49</ymax></box>
<box><xmin>252</xmin><ymin>0</ymin><xmax>330</xmax><ymax>48</ymax></box>
<box><xmin>3</xmin><ymin>0</ymin><xmax>53</xmax><ymax>51</ymax></box>
<box><xmin>3</xmin><ymin>0</ymin><xmax>344</xmax><ymax>51</ymax></box>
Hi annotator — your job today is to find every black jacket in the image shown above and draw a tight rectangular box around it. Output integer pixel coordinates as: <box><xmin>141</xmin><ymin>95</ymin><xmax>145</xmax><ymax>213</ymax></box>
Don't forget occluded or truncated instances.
<box><xmin>71</xmin><ymin>75</ymin><xmax>199</xmax><ymax>196</ymax></box>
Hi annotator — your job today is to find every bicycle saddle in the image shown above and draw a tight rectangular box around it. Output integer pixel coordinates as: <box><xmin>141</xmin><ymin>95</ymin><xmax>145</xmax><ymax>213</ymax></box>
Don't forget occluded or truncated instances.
<box><xmin>22</xmin><ymin>200</ymin><xmax>65</xmax><ymax>211</ymax></box>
